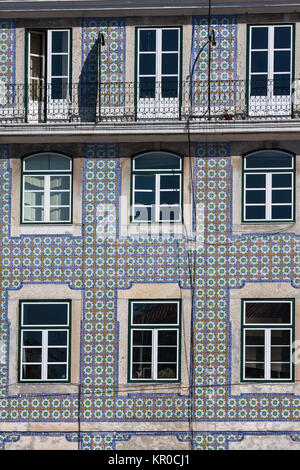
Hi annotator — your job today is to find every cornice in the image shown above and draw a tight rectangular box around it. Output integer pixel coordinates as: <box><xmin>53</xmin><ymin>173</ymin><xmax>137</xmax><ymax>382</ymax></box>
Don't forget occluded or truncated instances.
<box><xmin>1</xmin><ymin>1</ymin><xmax>300</xmax><ymax>18</ymax></box>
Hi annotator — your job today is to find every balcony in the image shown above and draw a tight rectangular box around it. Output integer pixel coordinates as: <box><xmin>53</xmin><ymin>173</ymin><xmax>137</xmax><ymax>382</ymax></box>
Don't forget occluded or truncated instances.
<box><xmin>0</xmin><ymin>80</ymin><xmax>299</xmax><ymax>143</ymax></box>
<box><xmin>0</xmin><ymin>79</ymin><xmax>299</xmax><ymax>124</ymax></box>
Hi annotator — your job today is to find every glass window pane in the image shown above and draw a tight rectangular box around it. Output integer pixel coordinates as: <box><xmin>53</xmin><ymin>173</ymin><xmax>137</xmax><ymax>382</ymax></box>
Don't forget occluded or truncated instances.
<box><xmin>271</xmin><ymin>346</ymin><xmax>290</xmax><ymax>362</ymax></box>
<box><xmin>48</xmin><ymin>347</ymin><xmax>67</xmax><ymax>362</ymax></box>
<box><xmin>51</xmin><ymin>55</ymin><xmax>68</xmax><ymax>77</ymax></box>
<box><xmin>245</xmin><ymin>205</ymin><xmax>265</xmax><ymax>220</ymax></box>
<box><xmin>139</xmin><ymin>53</ymin><xmax>156</xmax><ymax>75</ymax></box>
<box><xmin>134</xmin><ymin>191</ymin><xmax>155</xmax><ymax>205</ymax></box>
<box><xmin>274</xmin><ymin>51</ymin><xmax>290</xmax><ymax>73</ymax></box>
<box><xmin>134</xmin><ymin>153</ymin><xmax>181</xmax><ymax>170</ymax></box>
<box><xmin>272</xmin><ymin>205</ymin><xmax>292</xmax><ymax>220</ymax></box>
<box><xmin>132</xmin><ymin>330</ymin><xmax>152</xmax><ymax>346</ymax></box>
<box><xmin>132</xmin><ymin>303</ymin><xmax>178</xmax><ymax>324</ymax></box>
<box><xmin>22</xmin><ymin>348</ymin><xmax>42</xmax><ymax>363</ymax></box>
<box><xmin>47</xmin><ymin>364</ymin><xmax>67</xmax><ymax>379</ymax></box>
<box><xmin>158</xmin><ymin>330</ymin><xmax>178</xmax><ymax>345</ymax></box>
<box><xmin>157</xmin><ymin>363</ymin><xmax>177</xmax><ymax>379</ymax></box>
<box><xmin>22</xmin><ymin>303</ymin><xmax>69</xmax><ymax>326</ymax></box>
<box><xmin>50</xmin><ymin>207</ymin><xmax>70</xmax><ymax>221</ymax></box>
<box><xmin>51</xmin><ymin>31</ymin><xmax>69</xmax><ymax>53</ymax></box>
<box><xmin>271</xmin><ymin>329</ymin><xmax>291</xmax><ymax>345</ymax></box>
<box><xmin>246</xmin><ymin>174</ymin><xmax>266</xmax><ymax>188</ymax></box>
<box><xmin>139</xmin><ymin>77</ymin><xmax>156</xmax><ymax>99</ymax></box>
<box><xmin>245</xmin><ymin>302</ymin><xmax>291</xmax><ymax>324</ymax></box>
<box><xmin>139</xmin><ymin>30</ymin><xmax>156</xmax><ymax>52</ymax></box>
<box><xmin>251</xmin><ymin>51</ymin><xmax>268</xmax><ymax>73</ymax></box>
<box><xmin>161</xmin><ymin>77</ymin><xmax>178</xmax><ymax>98</ymax></box>
<box><xmin>274</xmin><ymin>27</ymin><xmax>291</xmax><ymax>49</ymax></box>
<box><xmin>132</xmin><ymin>346</ymin><xmax>152</xmax><ymax>362</ymax></box>
<box><xmin>250</xmin><ymin>75</ymin><xmax>268</xmax><ymax>96</ymax></box>
<box><xmin>160</xmin><ymin>191</ymin><xmax>180</xmax><ymax>205</ymax></box>
<box><xmin>245</xmin><ymin>363</ymin><xmax>265</xmax><ymax>379</ymax></box>
<box><xmin>23</xmin><ymin>207</ymin><xmax>44</xmax><ymax>222</ymax></box>
<box><xmin>50</xmin><ymin>175</ymin><xmax>70</xmax><ymax>190</ymax></box>
<box><xmin>245</xmin><ymin>151</ymin><xmax>293</xmax><ymax>169</ymax></box>
<box><xmin>134</xmin><ymin>175</ymin><xmax>155</xmax><ymax>191</ymax></box>
<box><xmin>162</xmin><ymin>29</ymin><xmax>179</xmax><ymax>51</ymax></box>
<box><xmin>245</xmin><ymin>330</ymin><xmax>265</xmax><ymax>346</ymax></box>
<box><xmin>24</xmin><ymin>192</ymin><xmax>44</xmax><ymax>206</ymax></box>
<box><xmin>50</xmin><ymin>192</ymin><xmax>70</xmax><ymax>206</ymax></box>
<box><xmin>51</xmin><ymin>77</ymin><xmax>68</xmax><ymax>100</ymax></box>
<box><xmin>23</xmin><ymin>331</ymin><xmax>42</xmax><ymax>346</ymax></box>
<box><xmin>274</xmin><ymin>74</ymin><xmax>291</xmax><ymax>96</ymax></box>
<box><xmin>132</xmin><ymin>363</ymin><xmax>151</xmax><ymax>379</ymax></box>
<box><xmin>272</xmin><ymin>189</ymin><xmax>292</xmax><ymax>204</ymax></box>
<box><xmin>48</xmin><ymin>330</ymin><xmax>68</xmax><ymax>346</ymax></box>
<box><xmin>251</xmin><ymin>27</ymin><xmax>268</xmax><ymax>49</ymax></box>
<box><xmin>245</xmin><ymin>190</ymin><xmax>265</xmax><ymax>204</ymax></box>
<box><xmin>245</xmin><ymin>346</ymin><xmax>264</xmax><ymax>362</ymax></box>
<box><xmin>133</xmin><ymin>206</ymin><xmax>153</xmax><ymax>222</ymax></box>
<box><xmin>272</xmin><ymin>173</ymin><xmax>292</xmax><ymax>188</ymax></box>
<box><xmin>22</xmin><ymin>364</ymin><xmax>41</xmax><ymax>380</ymax></box>
<box><xmin>160</xmin><ymin>206</ymin><xmax>180</xmax><ymax>221</ymax></box>
<box><xmin>24</xmin><ymin>176</ymin><xmax>44</xmax><ymax>190</ymax></box>
<box><xmin>160</xmin><ymin>175</ymin><xmax>180</xmax><ymax>189</ymax></box>
<box><xmin>270</xmin><ymin>362</ymin><xmax>291</xmax><ymax>379</ymax></box>
<box><xmin>30</xmin><ymin>32</ymin><xmax>44</xmax><ymax>55</ymax></box>
<box><xmin>162</xmin><ymin>53</ymin><xmax>178</xmax><ymax>75</ymax></box>
<box><xmin>158</xmin><ymin>346</ymin><xmax>177</xmax><ymax>362</ymax></box>
<box><xmin>24</xmin><ymin>154</ymin><xmax>71</xmax><ymax>171</ymax></box>
<box><xmin>30</xmin><ymin>56</ymin><xmax>43</xmax><ymax>79</ymax></box>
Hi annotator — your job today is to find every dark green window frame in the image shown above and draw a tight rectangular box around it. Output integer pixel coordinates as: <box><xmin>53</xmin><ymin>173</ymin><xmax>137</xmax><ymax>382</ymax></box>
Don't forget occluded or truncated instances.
<box><xmin>241</xmin><ymin>298</ymin><xmax>294</xmax><ymax>383</ymax></box>
<box><xmin>128</xmin><ymin>299</ymin><xmax>181</xmax><ymax>383</ymax></box>
<box><xmin>242</xmin><ymin>149</ymin><xmax>295</xmax><ymax>223</ymax></box>
<box><xmin>18</xmin><ymin>300</ymin><xmax>71</xmax><ymax>383</ymax></box>
<box><xmin>21</xmin><ymin>152</ymin><xmax>73</xmax><ymax>225</ymax></box>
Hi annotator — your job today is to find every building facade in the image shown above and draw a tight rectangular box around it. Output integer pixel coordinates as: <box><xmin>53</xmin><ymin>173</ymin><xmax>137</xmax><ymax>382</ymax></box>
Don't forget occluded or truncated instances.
<box><xmin>0</xmin><ymin>0</ymin><xmax>300</xmax><ymax>450</ymax></box>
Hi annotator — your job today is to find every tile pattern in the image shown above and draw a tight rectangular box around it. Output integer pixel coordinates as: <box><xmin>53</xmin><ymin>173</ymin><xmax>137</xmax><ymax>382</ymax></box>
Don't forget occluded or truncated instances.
<box><xmin>191</xmin><ymin>16</ymin><xmax>237</xmax><ymax>109</ymax></box>
<box><xmin>0</xmin><ymin>140</ymin><xmax>299</xmax><ymax>448</ymax></box>
<box><xmin>81</xmin><ymin>18</ymin><xmax>126</xmax><ymax>109</ymax></box>
<box><xmin>0</xmin><ymin>21</ymin><xmax>15</xmax><ymax>106</ymax></box>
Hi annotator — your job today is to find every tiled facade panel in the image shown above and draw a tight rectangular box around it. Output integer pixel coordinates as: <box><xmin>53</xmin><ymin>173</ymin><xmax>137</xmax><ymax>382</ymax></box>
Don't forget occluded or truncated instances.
<box><xmin>0</xmin><ymin>21</ymin><xmax>15</xmax><ymax>107</ymax></box>
<box><xmin>191</xmin><ymin>15</ymin><xmax>237</xmax><ymax>107</ymax></box>
<box><xmin>0</xmin><ymin>13</ymin><xmax>298</xmax><ymax>450</ymax></box>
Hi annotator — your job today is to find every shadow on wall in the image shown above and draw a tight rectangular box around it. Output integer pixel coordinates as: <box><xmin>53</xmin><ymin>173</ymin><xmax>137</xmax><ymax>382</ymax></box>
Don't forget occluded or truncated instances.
<box><xmin>78</xmin><ymin>39</ymin><xmax>99</xmax><ymax>122</ymax></box>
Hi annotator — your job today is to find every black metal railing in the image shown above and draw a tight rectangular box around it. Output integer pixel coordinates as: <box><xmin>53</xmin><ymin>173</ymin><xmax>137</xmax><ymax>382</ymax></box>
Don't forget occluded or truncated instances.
<box><xmin>0</xmin><ymin>80</ymin><xmax>298</xmax><ymax>124</ymax></box>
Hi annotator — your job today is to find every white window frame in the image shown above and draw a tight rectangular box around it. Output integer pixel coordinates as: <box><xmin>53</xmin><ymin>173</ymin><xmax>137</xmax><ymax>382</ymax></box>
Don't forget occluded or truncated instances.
<box><xmin>22</xmin><ymin>152</ymin><xmax>72</xmax><ymax>224</ymax></box>
<box><xmin>129</xmin><ymin>300</ymin><xmax>180</xmax><ymax>382</ymax></box>
<box><xmin>19</xmin><ymin>301</ymin><xmax>70</xmax><ymax>383</ymax></box>
<box><xmin>242</xmin><ymin>299</ymin><xmax>294</xmax><ymax>382</ymax></box>
<box><xmin>243</xmin><ymin>150</ymin><xmax>294</xmax><ymax>222</ymax></box>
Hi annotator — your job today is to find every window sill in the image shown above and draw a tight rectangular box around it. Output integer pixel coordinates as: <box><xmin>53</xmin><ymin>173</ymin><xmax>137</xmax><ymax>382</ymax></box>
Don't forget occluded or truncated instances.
<box><xmin>232</xmin><ymin>221</ymin><xmax>297</xmax><ymax>236</ymax></box>
<box><xmin>8</xmin><ymin>382</ymin><xmax>79</xmax><ymax>396</ymax></box>
<box><xmin>10</xmin><ymin>223</ymin><xmax>82</xmax><ymax>237</ymax></box>
<box><xmin>117</xmin><ymin>381</ymin><xmax>186</xmax><ymax>396</ymax></box>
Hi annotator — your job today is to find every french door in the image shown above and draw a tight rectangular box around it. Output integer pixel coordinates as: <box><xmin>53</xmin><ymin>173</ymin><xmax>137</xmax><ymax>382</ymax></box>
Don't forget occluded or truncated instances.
<box><xmin>248</xmin><ymin>25</ymin><xmax>293</xmax><ymax>117</ymax></box>
<box><xmin>27</xmin><ymin>29</ymin><xmax>70</xmax><ymax>121</ymax></box>
<box><xmin>136</xmin><ymin>27</ymin><xmax>181</xmax><ymax>119</ymax></box>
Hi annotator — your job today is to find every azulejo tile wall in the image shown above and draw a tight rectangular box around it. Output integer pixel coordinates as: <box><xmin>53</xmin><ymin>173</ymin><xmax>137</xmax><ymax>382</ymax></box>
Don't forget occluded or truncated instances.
<box><xmin>81</xmin><ymin>18</ymin><xmax>126</xmax><ymax>109</ymax></box>
<box><xmin>0</xmin><ymin>21</ymin><xmax>15</xmax><ymax>106</ymax></box>
<box><xmin>0</xmin><ymin>141</ymin><xmax>299</xmax><ymax>449</ymax></box>
<box><xmin>191</xmin><ymin>15</ymin><xmax>237</xmax><ymax>108</ymax></box>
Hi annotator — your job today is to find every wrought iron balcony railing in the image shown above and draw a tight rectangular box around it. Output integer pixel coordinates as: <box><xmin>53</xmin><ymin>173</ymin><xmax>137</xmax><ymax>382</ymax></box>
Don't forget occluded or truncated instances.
<box><xmin>0</xmin><ymin>80</ymin><xmax>299</xmax><ymax>124</ymax></box>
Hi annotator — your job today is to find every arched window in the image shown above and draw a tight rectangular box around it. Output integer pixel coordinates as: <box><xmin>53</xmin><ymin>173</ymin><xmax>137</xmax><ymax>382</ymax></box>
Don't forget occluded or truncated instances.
<box><xmin>22</xmin><ymin>152</ymin><xmax>72</xmax><ymax>223</ymax></box>
<box><xmin>243</xmin><ymin>150</ymin><xmax>294</xmax><ymax>222</ymax></box>
<box><xmin>131</xmin><ymin>151</ymin><xmax>182</xmax><ymax>222</ymax></box>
